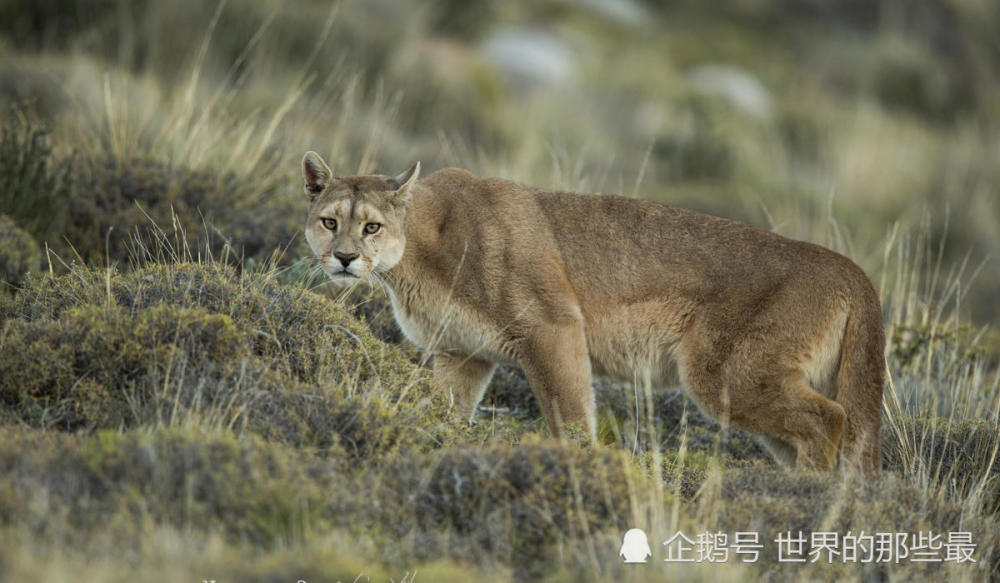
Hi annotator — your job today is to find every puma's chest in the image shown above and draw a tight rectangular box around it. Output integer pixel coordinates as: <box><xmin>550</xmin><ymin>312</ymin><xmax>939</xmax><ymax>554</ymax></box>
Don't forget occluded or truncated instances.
<box><xmin>384</xmin><ymin>284</ymin><xmax>512</xmax><ymax>363</ymax></box>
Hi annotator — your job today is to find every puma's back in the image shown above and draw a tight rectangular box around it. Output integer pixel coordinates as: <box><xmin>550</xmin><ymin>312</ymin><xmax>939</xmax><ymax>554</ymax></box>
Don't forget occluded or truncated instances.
<box><xmin>301</xmin><ymin>153</ymin><xmax>885</xmax><ymax>474</ymax></box>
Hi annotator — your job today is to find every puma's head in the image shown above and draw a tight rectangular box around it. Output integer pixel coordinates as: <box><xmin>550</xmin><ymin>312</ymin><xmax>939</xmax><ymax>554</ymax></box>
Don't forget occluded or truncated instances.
<box><xmin>301</xmin><ymin>151</ymin><xmax>420</xmax><ymax>285</ymax></box>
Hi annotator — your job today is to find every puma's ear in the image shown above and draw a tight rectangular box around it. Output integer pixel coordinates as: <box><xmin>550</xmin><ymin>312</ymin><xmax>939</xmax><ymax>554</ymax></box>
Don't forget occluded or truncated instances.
<box><xmin>302</xmin><ymin>151</ymin><xmax>333</xmax><ymax>201</ymax></box>
<box><xmin>387</xmin><ymin>161</ymin><xmax>420</xmax><ymax>205</ymax></box>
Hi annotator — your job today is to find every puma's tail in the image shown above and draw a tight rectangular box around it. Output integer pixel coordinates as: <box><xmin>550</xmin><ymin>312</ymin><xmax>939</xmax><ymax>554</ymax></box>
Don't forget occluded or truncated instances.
<box><xmin>834</xmin><ymin>277</ymin><xmax>886</xmax><ymax>475</ymax></box>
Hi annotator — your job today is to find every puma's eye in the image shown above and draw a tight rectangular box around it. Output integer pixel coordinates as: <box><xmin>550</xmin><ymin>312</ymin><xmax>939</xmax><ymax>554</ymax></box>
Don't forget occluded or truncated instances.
<box><xmin>321</xmin><ymin>218</ymin><xmax>337</xmax><ymax>231</ymax></box>
<box><xmin>363</xmin><ymin>222</ymin><xmax>381</xmax><ymax>235</ymax></box>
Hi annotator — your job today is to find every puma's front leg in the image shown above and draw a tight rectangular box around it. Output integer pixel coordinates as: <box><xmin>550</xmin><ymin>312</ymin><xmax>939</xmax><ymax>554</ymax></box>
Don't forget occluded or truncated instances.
<box><xmin>433</xmin><ymin>353</ymin><xmax>497</xmax><ymax>424</ymax></box>
<box><xmin>519</xmin><ymin>322</ymin><xmax>596</xmax><ymax>441</ymax></box>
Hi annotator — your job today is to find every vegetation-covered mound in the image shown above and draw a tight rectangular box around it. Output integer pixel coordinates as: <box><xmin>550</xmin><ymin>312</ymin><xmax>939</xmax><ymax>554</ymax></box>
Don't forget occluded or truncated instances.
<box><xmin>66</xmin><ymin>156</ymin><xmax>299</xmax><ymax>265</ymax></box>
<box><xmin>0</xmin><ymin>424</ymin><xmax>654</xmax><ymax>582</ymax></box>
<box><xmin>0</xmin><ymin>262</ymin><xmax>442</xmax><ymax>458</ymax></box>
<box><xmin>0</xmin><ymin>118</ymin><xmax>300</xmax><ymax>268</ymax></box>
<box><xmin>0</xmin><ymin>427</ymin><xmax>343</xmax><ymax>544</ymax></box>
<box><xmin>372</xmin><ymin>441</ymin><xmax>640</xmax><ymax>579</ymax></box>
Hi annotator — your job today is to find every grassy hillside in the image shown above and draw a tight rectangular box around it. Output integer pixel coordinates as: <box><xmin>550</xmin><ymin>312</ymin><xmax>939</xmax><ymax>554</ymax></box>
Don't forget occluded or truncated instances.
<box><xmin>1</xmin><ymin>0</ymin><xmax>998</xmax><ymax>581</ymax></box>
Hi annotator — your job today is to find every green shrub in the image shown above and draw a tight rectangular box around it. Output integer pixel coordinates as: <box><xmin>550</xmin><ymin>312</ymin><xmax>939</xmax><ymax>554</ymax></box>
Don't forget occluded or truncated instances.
<box><xmin>66</xmin><ymin>156</ymin><xmax>298</xmax><ymax>266</ymax></box>
<box><xmin>716</xmin><ymin>463</ymin><xmax>999</xmax><ymax>579</ymax></box>
<box><xmin>0</xmin><ymin>430</ymin><xmax>654</xmax><ymax>581</ymax></box>
<box><xmin>372</xmin><ymin>441</ymin><xmax>643</xmax><ymax>579</ymax></box>
<box><xmin>0</xmin><ymin>262</ymin><xmax>443</xmax><ymax>458</ymax></box>
<box><xmin>0</xmin><ymin>0</ymin><xmax>120</xmax><ymax>52</ymax></box>
<box><xmin>0</xmin><ymin>116</ymin><xmax>299</xmax><ymax>268</ymax></box>
<box><xmin>0</xmin><ymin>214</ymin><xmax>42</xmax><ymax>288</ymax></box>
<box><xmin>3</xmin><ymin>262</ymin><xmax>415</xmax><ymax>383</ymax></box>
<box><xmin>0</xmin><ymin>535</ymin><xmax>511</xmax><ymax>583</ymax></box>
<box><xmin>652</xmin><ymin>100</ymin><xmax>735</xmax><ymax>183</ymax></box>
<box><xmin>0</xmin><ymin>116</ymin><xmax>71</xmax><ymax>243</ymax></box>
<box><xmin>0</xmin><ymin>62</ymin><xmax>67</xmax><ymax>118</ymax></box>
<box><xmin>869</xmin><ymin>38</ymin><xmax>975</xmax><ymax>122</ymax></box>
<box><xmin>0</xmin><ymin>426</ymin><xmax>340</xmax><ymax>544</ymax></box>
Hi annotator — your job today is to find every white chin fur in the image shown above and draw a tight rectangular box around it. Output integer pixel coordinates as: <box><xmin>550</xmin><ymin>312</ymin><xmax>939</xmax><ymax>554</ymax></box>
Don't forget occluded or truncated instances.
<box><xmin>326</xmin><ymin>272</ymin><xmax>363</xmax><ymax>286</ymax></box>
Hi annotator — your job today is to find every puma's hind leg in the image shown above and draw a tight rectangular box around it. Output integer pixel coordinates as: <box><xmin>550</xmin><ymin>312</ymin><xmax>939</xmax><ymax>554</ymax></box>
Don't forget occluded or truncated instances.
<box><xmin>756</xmin><ymin>435</ymin><xmax>798</xmax><ymax>469</ymax></box>
<box><xmin>682</xmin><ymin>364</ymin><xmax>846</xmax><ymax>471</ymax></box>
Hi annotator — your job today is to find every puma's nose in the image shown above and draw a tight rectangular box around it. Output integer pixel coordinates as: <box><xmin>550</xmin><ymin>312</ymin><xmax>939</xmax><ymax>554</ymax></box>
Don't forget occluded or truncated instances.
<box><xmin>333</xmin><ymin>251</ymin><xmax>359</xmax><ymax>267</ymax></box>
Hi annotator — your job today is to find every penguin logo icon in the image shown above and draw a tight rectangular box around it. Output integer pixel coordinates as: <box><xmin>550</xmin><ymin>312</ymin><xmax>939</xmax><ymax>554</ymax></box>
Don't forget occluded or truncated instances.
<box><xmin>620</xmin><ymin>528</ymin><xmax>652</xmax><ymax>563</ymax></box>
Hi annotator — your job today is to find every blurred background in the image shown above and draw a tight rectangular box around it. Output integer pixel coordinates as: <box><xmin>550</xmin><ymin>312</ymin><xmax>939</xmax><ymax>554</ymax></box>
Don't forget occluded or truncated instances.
<box><xmin>1</xmin><ymin>0</ymin><xmax>998</xmax><ymax>324</ymax></box>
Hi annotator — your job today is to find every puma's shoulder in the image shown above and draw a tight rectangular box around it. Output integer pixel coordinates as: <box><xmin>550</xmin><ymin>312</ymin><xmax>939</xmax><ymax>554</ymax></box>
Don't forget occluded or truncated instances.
<box><xmin>420</xmin><ymin>168</ymin><xmax>536</xmax><ymax>204</ymax></box>
<box><xmin>419</xmin><ymin>167</ymin><xmax>480</xmax><ymax>194</ymax></box>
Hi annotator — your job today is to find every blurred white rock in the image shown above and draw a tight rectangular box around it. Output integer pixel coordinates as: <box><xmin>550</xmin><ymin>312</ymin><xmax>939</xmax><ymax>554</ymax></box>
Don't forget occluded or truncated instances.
<box><xmin>481</xmin><ymin>28</ymin><xmax>576</xmax><ymax>88</ymax></box>
<box><xmin>567</xmin><ymin>0</ymin><xmax>647</xmax><ymax>26</ymax></box>
<box><xmin>687</xmin><ymin>64</ymin><xmax>773</xmax><ymax>120</ymax></box>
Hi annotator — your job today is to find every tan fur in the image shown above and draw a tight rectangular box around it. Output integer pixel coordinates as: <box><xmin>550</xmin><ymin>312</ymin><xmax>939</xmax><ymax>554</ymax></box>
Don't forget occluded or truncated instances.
<box><xmin>301</xmin><ymin>152</ymin><xmax>885</xmax><ymax>474</ymax></box>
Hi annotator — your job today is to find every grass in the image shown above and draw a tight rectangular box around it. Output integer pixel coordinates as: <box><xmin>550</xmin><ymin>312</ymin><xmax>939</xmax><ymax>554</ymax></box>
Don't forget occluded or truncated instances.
<box><xmin>1</xmin><ymin>0</ymin><xmax>999</xmax><ymax>581</ymax></box>
<box><xmin>1</xmin><ymin>259</ymin><xmax>445</xmax><ymax>459</ymax></box>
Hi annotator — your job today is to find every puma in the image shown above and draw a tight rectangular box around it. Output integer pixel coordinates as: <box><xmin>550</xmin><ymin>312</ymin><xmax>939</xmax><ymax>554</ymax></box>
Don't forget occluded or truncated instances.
<box><xmin>301</xmin><ymin>152</ymin><xmax>885</xmax><ymax>473</ymax></box>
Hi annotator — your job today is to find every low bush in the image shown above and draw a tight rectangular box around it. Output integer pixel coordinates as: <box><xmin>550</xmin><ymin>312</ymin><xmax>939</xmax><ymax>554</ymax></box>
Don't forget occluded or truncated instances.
<box><xmin>0</xmin><ymin>262</ymin><xmax>443</xmax><ymax>458</ymax></box>
<box><xmin>66</xmin><ymin>156</ymin><xmax>299</xmax><ymax>266</ymax></box>
<box><xmin>0</xmin><ymin>426</ymin><xmax>341</xmax><ymax>544</ymax></box>
<box><xmin>372</xmin><ymin>441</ymin><xmax>645</xmax><ymax>580</ymax></box>
<box><xmin>0</xmin><ymin>117</ymin><xmax>302</xmax><ymax>268</ymax></box>
<box><xmin>0</xmin><ymin>427</ymin><xmax>657</xmax><ymax>581</ymax></box>
<box><xmin>716</xmin><ymin>462</ymin><xmax>999</xmax><ymax>580</ymax></box>
<box><xmin>0</xmin><ymin>116</ymin><xmax>71</xmax><ymax>244</ymax></box>
<box><xmin>0</xmin><ymin>214</ymin><xmax>42</xmax><ymax>288</ymax></box>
